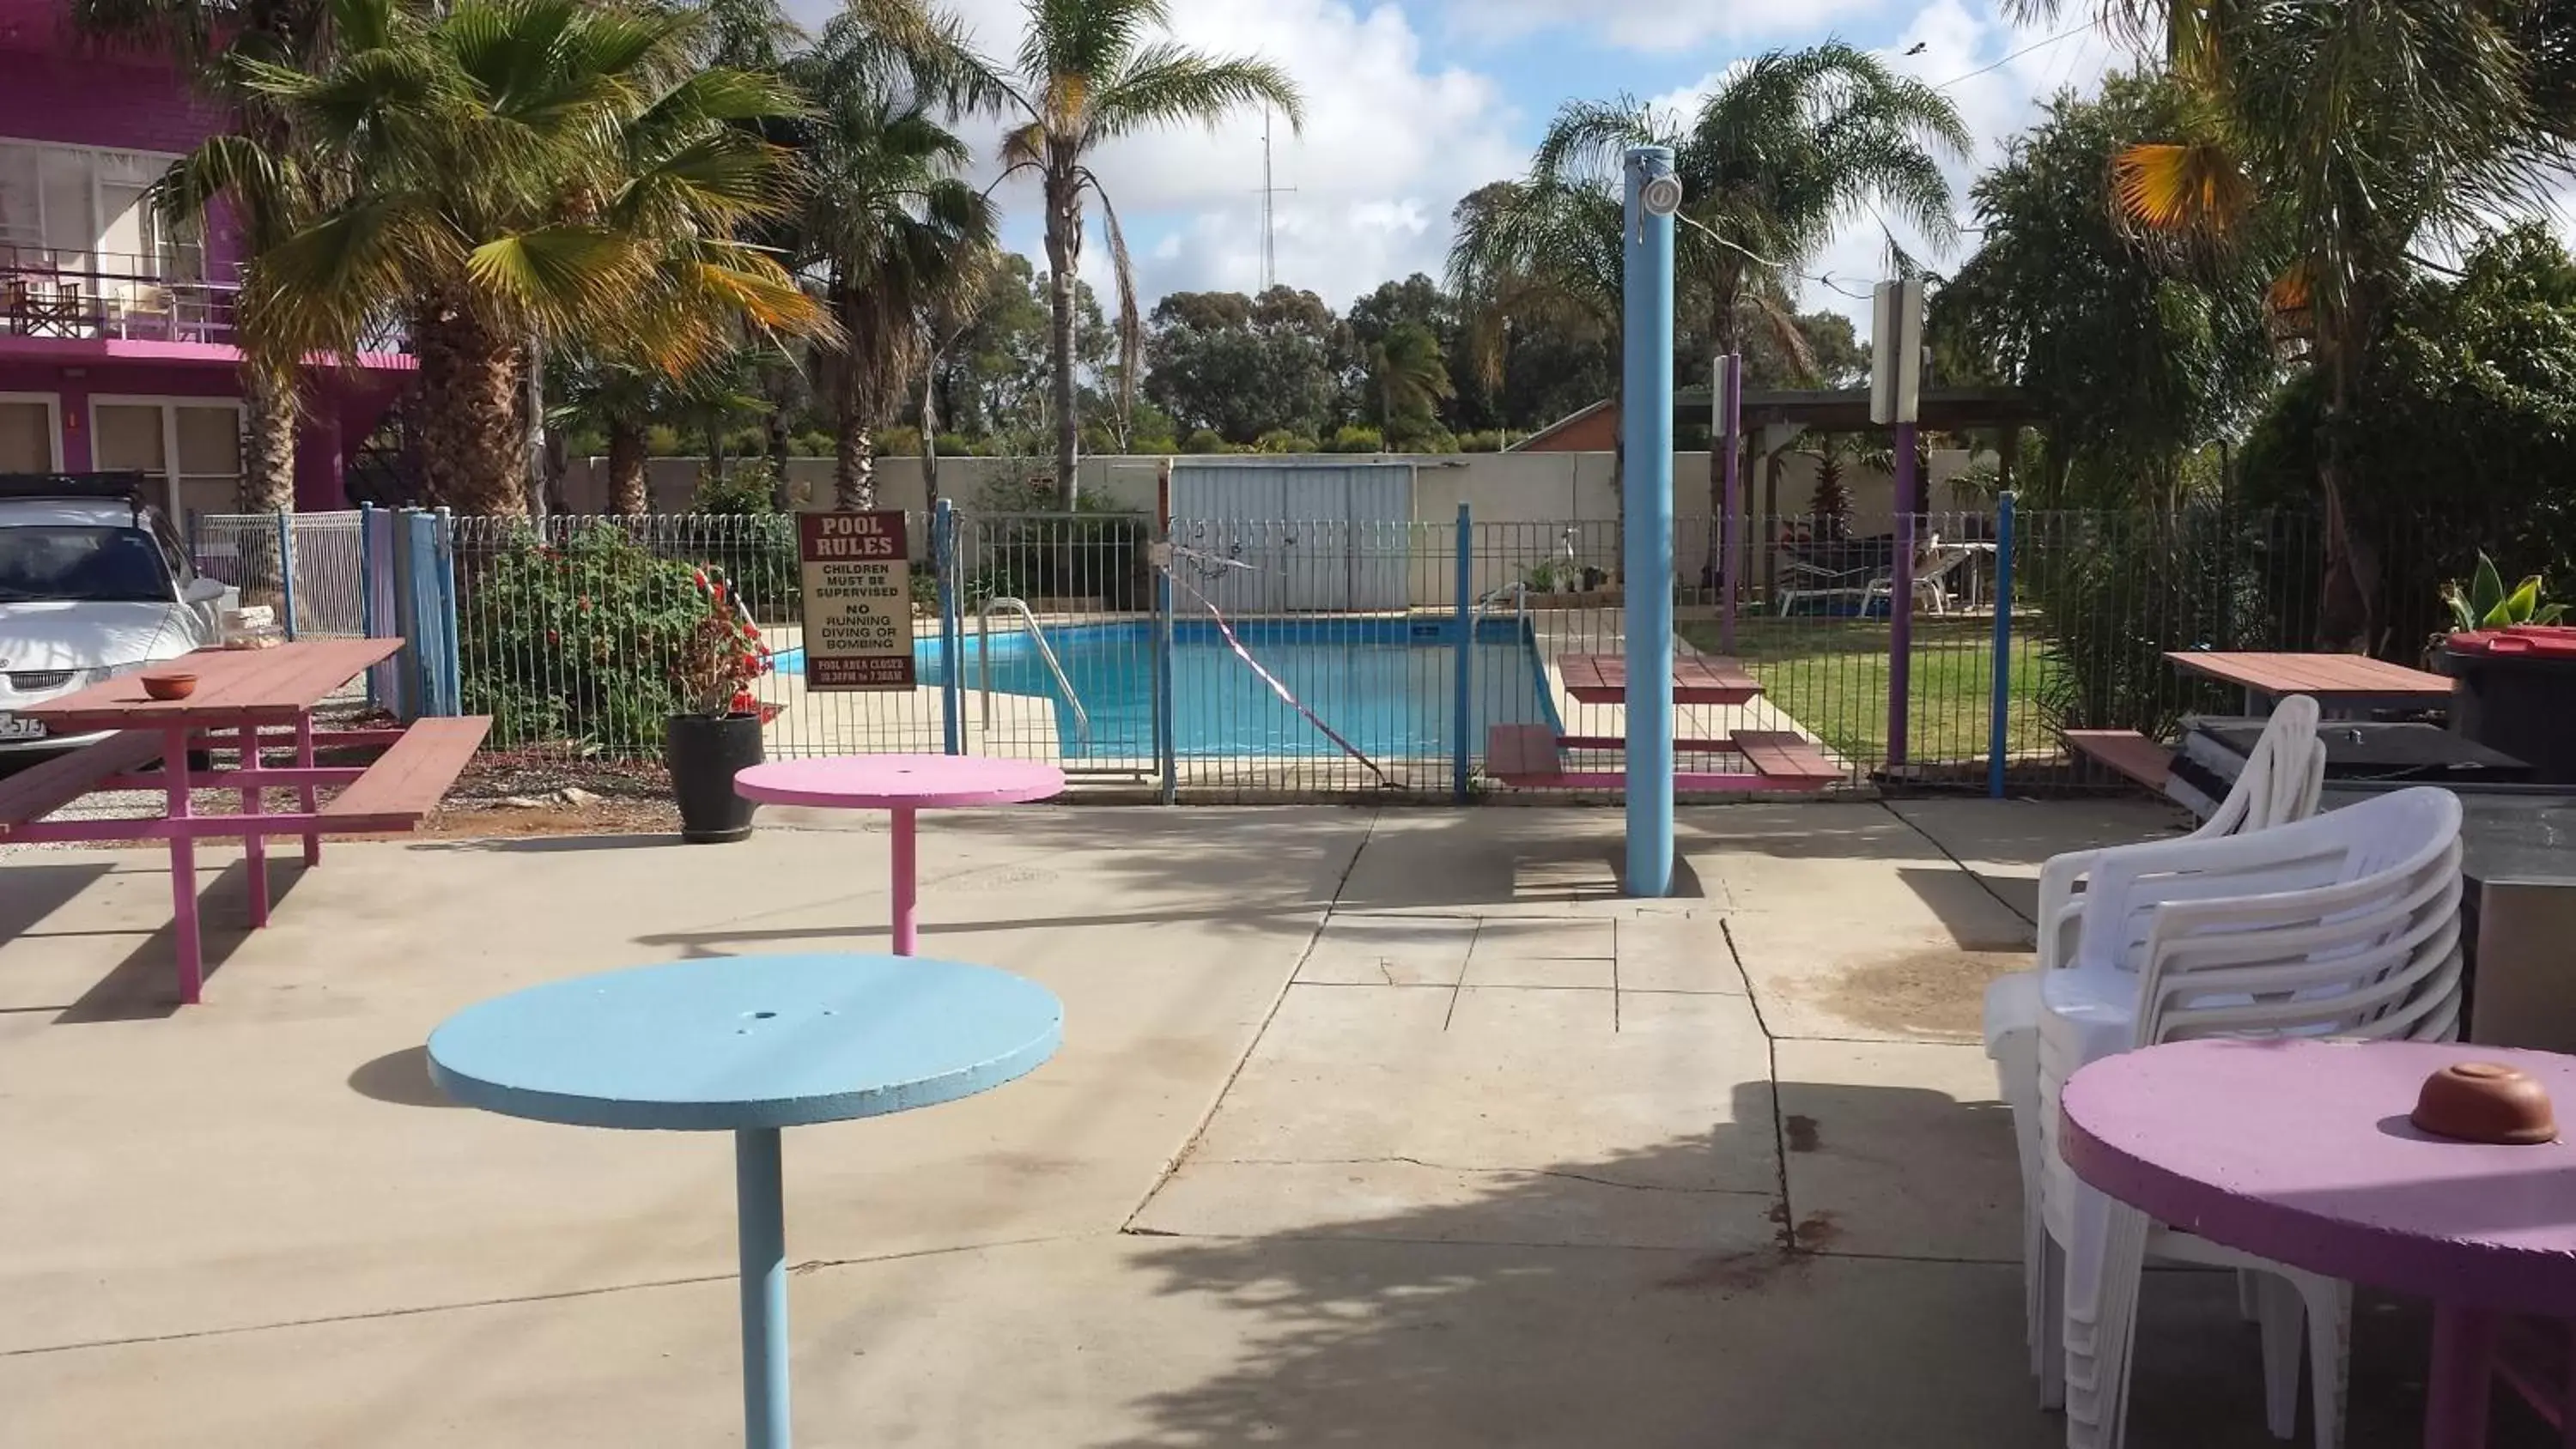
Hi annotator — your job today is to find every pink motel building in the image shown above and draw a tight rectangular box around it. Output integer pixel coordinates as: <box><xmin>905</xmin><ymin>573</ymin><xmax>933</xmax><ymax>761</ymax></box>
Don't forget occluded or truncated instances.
<box><xmin>0</xmin><ymin>0</ymin><xmax>410</xmax><ymax>524</ymax></box>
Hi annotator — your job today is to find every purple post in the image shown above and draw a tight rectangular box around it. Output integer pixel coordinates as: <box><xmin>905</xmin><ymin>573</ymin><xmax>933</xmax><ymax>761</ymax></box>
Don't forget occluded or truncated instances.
<box><xmin>1887</xmin><ymin>421</ymin><xmax>1918</xmax><ymax>770</ymax></box>
<box><xmin>164</xmin><ymin>730</ymin><xmax>201</xmax><ymax>1004</ymax></box>
<box><xmin>1718</xmin><ymin>354</ymin><xmax>1742</xmax><ymax>655</ymax></box>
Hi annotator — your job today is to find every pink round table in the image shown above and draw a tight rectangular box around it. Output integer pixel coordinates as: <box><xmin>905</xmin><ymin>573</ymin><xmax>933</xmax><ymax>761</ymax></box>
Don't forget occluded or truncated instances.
<box><xmin>2061</xmin><ymin>1039</ymin><xmax>2576</xmax><ymax>1448</ymax></box>
<box><xmin>732</xmin><ymin>755</ymin><xmax>1065</xmax><ymax>955</ymax></box>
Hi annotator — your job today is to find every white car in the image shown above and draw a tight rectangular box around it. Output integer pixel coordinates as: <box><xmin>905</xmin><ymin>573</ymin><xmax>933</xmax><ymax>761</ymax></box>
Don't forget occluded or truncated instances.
<box><xmin>0</xmin><ymin>481</ymin><xmax>232</xmax><ymax>755</ymax></box>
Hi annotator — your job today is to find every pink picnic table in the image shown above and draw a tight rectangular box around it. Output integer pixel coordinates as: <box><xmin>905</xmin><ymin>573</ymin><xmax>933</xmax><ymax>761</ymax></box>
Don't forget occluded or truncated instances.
<box><xmin>5</xmin><ymin>638</ymin><xmax>489</xmax><ymax>1004</ymax></box>
<box><xmin>2062</xmin><ymin>1039</ymin><xmax>2576</xmax><ymax>1447</ymax></box>
<box><xmin>732</xmin><ymin>755</ymin><xmax>1065</xmax><ymax>955</ymax></box>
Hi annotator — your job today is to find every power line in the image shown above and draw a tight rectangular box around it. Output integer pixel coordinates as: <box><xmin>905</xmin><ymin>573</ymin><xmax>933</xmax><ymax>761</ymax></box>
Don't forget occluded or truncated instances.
<box><xmin>1931</xmin><ymin>17</ymin><xmax>2099</xmax><ymax>91</ymax></box>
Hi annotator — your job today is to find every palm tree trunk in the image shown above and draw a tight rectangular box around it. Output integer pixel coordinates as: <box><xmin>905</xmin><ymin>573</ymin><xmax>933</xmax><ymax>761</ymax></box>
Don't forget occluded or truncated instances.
<box><xmin>607</xmin><ymin>415</ymin><xmax>648</xmax><ymax>514</ymax></box>
<box><xmin>413</xmin><ymin>298</ymin><xmax>528</xmax><ymax>516</ymax></box>
<box><xmin>834</xmin><ymin>424</ymin><xmax>876</xmax><ymax>510</ymax></box>
<box><xmin>1043</xmin><ymin>173</ymin><xmax>1082</xmax><ymax>507</ymax></box>
<box><xmin>234</xmin><ymin>361</ymin><xmax>298</xmax><ymax>603</ymax></box>
<box><xmin>920</xmin><ymin>350</ymin><xmax>942</xmax><ymax>512</ymax></box>
<box><xmin>2316</xmin><ymin>330</ymin><xmax>2380</xmax><ymax>652</ymax></box>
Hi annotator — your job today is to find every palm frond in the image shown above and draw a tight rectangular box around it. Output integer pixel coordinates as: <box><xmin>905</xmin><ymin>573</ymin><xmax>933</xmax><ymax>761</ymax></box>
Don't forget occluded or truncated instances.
<box><xmin>1089</xmin><ymin>46</ymin><xmax>1303</xmax><ymax>141</ymax></box>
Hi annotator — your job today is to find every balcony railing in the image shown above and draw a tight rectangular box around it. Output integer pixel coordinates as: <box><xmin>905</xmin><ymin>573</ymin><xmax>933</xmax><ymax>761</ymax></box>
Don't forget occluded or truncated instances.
<box><xmin>0</xmin><ymin>243</ymin><xmax>239</xmax><ymax>346</ymax></box>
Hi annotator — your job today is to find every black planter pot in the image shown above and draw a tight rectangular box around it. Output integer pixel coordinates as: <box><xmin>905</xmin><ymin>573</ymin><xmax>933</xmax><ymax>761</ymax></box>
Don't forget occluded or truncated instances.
<box><xmin>665</xmin><ymin>712</ymin><xmax>764</xmax><ymax>843</ymax></box>
<box><xmin>2437</xmin><ymin>643</ymin><xmax>2576</xmax><ymax>785</ymax></box>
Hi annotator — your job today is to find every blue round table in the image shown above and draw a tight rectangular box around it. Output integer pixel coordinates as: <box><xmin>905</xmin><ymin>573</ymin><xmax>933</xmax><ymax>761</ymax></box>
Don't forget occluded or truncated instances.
<box><xmin>426</xmin><ymin>954</ymin><xmax>1063</xmax><ymax>1448</ymax></box>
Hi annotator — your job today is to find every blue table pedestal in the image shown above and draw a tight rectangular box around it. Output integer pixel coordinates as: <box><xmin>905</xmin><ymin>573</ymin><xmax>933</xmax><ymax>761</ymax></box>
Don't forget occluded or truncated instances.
<box><xmin>738</xmin><ymin>1128</ymin><xmax>790</xmax><ymax>1448</ymax></box>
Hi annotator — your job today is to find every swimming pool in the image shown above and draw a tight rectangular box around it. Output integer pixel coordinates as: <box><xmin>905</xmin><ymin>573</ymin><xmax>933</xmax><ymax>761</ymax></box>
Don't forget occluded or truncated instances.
<box><xmin>778</xmin><ymin>617</ymin><xmax>1560</xmax><ymax>760</ymax></box>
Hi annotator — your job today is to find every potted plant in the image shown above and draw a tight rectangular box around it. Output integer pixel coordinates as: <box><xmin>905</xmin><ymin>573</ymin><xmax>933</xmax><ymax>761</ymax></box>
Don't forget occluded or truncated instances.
<box><xmin>2433</xmin><ymin>553</ymin><xmax>2576</xmax><ymax>784</ymax></box>
<box><xmin>666</xmin><ymin>567</ymin><xmax>773</xmax><ymax>842</ymax></box>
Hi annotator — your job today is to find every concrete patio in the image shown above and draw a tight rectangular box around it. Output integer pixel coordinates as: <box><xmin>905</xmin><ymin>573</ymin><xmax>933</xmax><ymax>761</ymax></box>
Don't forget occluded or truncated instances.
<box><xmin>0</xmin><ymin>800</ymin><xmax>2535</xmax><ymax>1446</ymax></box>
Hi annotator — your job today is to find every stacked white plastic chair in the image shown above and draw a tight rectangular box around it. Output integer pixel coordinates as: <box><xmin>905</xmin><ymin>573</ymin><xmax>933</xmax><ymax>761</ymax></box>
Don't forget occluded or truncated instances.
<box><xmin>2040</xmin><ymin>786</ymin><xmax>2464</xmax><ymax>1449</ymax></box>
<box><xmin>1984</xmin><ymin>696</ymin><xmax>2327</xmax><ymax>1395</ymax></box>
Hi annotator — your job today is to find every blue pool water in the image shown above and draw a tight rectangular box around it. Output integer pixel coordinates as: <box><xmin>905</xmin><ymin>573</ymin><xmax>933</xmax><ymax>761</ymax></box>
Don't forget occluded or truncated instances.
<box><xmin>778</xmin><ymin>618</ymin><xmax>1559</xmax><ymax>760</ymax></box>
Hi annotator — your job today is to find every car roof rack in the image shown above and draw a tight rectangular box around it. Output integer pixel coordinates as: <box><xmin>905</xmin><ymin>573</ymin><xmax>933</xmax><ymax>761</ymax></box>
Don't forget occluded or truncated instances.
<box><xmin>0</xmin><ymin>472</ymin><xmax>154</xmax><ymax>524</ymax></box>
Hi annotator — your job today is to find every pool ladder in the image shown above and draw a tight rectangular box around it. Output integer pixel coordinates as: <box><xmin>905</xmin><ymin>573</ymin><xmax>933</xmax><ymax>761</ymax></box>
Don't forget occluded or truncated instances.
<box><xmin>977</xmin><ymin>597</ymin><xmax>1091</xmax><ymax>752</ymax></box>
<box><xmin>1476</xmin><ymin>582</ymin><xmax>1528</xmax><ymax>617</ymax></box>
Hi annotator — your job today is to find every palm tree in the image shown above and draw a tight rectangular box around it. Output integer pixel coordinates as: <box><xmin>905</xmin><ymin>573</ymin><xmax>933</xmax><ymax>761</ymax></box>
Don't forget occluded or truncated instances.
<box><xmin>2008</xmin><ymin>0</ymin><xmax>2576</xmax><ymax>647</ymax></box>
<box><xmin>989</xmin><ymin>0</ymin><xmax>1303</xmax><ymax>504</ymax></box>
<box><xmin>75</xmin><ymin>0</ymin><xmax>337</xmax><ymax>521</ymax></box>
<box><xmin>787</xmin><ymin>9</ymin><xmax>999</xmax><ymax>510</ymax></box>
<box><xmin>1533</xmin><ymin>45</ymin><xmax>1969</xmax><ymax>520</ymax></box>
<box><xmin>1366</xmin><ymin>322</ymin><xmax>1453</xmax><ymax>445</ymax></box>
<box><xmin>216</xmin><ymin>0</ymin><xmax>827</xmax><ymax>516</ymax></box>
<box><xmin>1446</xmin><ymin>175</ymin><xmax>1628</xmax><ymax>472</ymax></box>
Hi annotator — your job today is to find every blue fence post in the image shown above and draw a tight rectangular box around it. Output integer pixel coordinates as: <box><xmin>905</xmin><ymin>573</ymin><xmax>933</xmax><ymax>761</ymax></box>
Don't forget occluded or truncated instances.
<box><xmin>1453</xmin><ymin>502</ymin><xmax>1473</xmax><ymax>802</ymax></box>
<box><xmin>1987</xmin><ymin>491</ymin><xmax>2016</xmax><ymax>799</ymax></box>
<box><xmin>935</xmin><ymin>500</ymin><xmax>963</xmax><ymax>755</ymax></box>
<box><xmin>434</xmin><ymin>507</ymin><xmax>459</xmax><ymax>715</ymax></box>
<box><xmin>358</xmin><ymin>504</ymin><xmax>377</xmax><ymax>711</ymax></box>
<box><xmin>275</xmin><ymin>512</ymin><xmax>298</xmax><ymax>641</ymax></box>
<box><xmin>1155</xmin><ymin>462</ymin><xmax>1177</xmax><ymax>804</ymax></box>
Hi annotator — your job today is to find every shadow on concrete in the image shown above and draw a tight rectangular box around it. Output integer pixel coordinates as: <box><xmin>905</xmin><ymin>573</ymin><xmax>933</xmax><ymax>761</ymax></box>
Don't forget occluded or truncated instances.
<box><xmin>1103</xmin><ymin>1074</ymin><xmax>2536</xmax><ymax>1449</ymax></box>
<box><xmin>48</xmin><ymin>859</ymin><xmax>299</xmax><ymax>1023</ymax></box>
<box><xmin>1897</xmin><ymin>864</ymin><xmax>2039</xmax><ymax>949</ymax></box>
<box><xmin>0</xmin><ymin>859</ymin><xmax>113</xmax><ymax>943</ymax></box>
<box><xmin>413</xmin><ymin>833</ymin><xmax>680</xmax><ymax>854</ymax></box>
<box><xmin>347</xmin><ymin>1045</ymin><xmax>464</xmax><ymax>1109</ymax></box>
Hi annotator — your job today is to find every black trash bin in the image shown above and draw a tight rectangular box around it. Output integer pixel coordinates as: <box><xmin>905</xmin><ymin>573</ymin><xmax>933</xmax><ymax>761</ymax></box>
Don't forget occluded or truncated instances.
<box><xmin>2438</xmin><ymin>628</ymin><xmax>2576</xmax><ymax>785</ymax></box>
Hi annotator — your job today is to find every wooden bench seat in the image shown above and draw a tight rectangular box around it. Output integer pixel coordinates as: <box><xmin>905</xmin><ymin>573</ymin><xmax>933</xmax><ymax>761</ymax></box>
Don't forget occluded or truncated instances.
<box><xmin>1484</xmin><ymin>724</ymin><xmax>1843</xmax><ymax>792</ymax></box>
<box><xmin>0</xmin><ymin>730</ymin><xmax>167</xmax><ymax>833</ymax></box>
<box><xmin>321</xmin><ymin>716</ymin><xmax>491</xmax><ymax>823</ymax></box>
<box><xmin>2064</xmin><ymin>729</ymin><xmax>2174</xmax><ymax>791</ymax></box>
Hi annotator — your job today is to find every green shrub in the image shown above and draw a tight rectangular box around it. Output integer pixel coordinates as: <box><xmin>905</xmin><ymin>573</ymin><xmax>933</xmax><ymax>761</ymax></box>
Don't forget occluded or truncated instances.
<box><xmin>692</xmin><ymin>460</ymin><xmax>781</xmax><ymax>515</ymax></box>
<box><xmin>1326</xmin><ymin>425</ymin><xmax>1383</xmax><ymax>453</ymax></box>
<box><xmin>2026</xmin><ymin>507</ymin><xmax>2320</xmax><ymax>739</ymax></box>
<box><xmin>1457</xmin><ymin>429</ymin><xmax>1510</xmax><ymax>452</ymax></box>
<box><xmin>1255</xmin><ymin>428</ymin><xmax>1318</xmax><ymax>453</ymax></box>
<box><xmin>459</xmin><ymin>524</ymin><xmax>705</xmax><ymax>755</ymax></box>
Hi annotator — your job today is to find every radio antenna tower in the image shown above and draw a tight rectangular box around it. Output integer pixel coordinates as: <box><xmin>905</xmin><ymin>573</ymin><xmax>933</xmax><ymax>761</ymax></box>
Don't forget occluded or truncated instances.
<box><xmin>1259</xmin><ymin>109</ymin><xmax>1297</xmax><ymax>290</ymax></box>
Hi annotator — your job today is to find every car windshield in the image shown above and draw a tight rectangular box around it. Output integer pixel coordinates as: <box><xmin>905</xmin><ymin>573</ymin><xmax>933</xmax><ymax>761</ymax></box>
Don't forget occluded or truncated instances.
<box><xmin>0</xmin><ymin>525</ymin><xmax>174</xmax><ymax>604</ymax></box>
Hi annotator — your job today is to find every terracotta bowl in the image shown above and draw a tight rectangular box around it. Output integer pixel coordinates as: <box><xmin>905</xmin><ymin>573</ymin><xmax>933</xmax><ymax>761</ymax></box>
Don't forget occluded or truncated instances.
<box><xmin>139</xmin><ymin>671</ymin><xmax>198</xmax><ymax>701</ymax></box>
<box><xmin>2412</xmin><ymin>1062</ymin><xmax>2558</xmax><ymax>1145</ymax></box>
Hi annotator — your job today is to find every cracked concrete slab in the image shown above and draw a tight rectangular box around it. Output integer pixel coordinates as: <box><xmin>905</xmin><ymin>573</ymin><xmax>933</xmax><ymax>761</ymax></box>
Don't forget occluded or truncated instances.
<box><xmin>0</xmin><ymin>809</ymin><xmax>1370</xmax><ymax>1354</ymax></box>
<box><xmin>1138</xmin><ymin>983</ymin><xmax>1778</xmax><ymax>1242</ymax></box>
<box><xmin>1889</xmin><ymin>797</ymin><xmax>2190</xmax><ymax>924</ymax></box>
<box><xmin>1775</xmin><ymin>1038</ymin><xmax>2021</xmax><ymax>1263</ymax></box>
<box><xmin>1722</xmin><ymin>865</ymin><xmax>2035</xmax><ymax>1043</ymax></box>
<box><xmin>1293</xmin><ymin>914</ymin><xmax>1477</xmax><ymax>985</ymax></box>
<box><xmin>1611</xmin><ymin>912</ymin><xmax>1747</xmax><ymax>994</ymax></box>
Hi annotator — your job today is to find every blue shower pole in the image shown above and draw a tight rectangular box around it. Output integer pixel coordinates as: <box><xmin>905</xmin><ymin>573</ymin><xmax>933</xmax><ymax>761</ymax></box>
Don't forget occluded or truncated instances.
<box><xmin>1622</xmin><ymin>146</ymin><xmax>1677</xmax><ymax>899</ymax></box>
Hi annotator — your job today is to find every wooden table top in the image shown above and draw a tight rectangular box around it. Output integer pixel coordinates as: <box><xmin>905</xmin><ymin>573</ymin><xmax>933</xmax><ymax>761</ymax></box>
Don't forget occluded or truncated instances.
<box><xmin>1558</xmin><ymin>653</ymin><xmax>1762</xmax><ymax>706</ymax></box>
<box><xmin>2166</xmin><ymin>650</ymin><xmax>2452</xmax><ymax>702</ymax></box>
<box><xmin>427</xmin><ymin>954</ymin><xmax>1065</xmax><ymax>1131</ymax></box>
<box><xmin>22</xmin><ymin>638</ymin><xmax>402</xmax><ymax>731</ymax></box>
<box><xmin>732</xmin><ymin>754</ymin><xmax>1066</xmax><ymax>810</ymax></box>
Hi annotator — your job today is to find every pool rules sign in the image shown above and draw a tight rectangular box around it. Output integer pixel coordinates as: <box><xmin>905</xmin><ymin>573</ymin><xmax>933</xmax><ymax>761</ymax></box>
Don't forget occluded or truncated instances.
<box><xmin>795</xmin><ymin>511</ymin><xmax>915</xmax><ymax>690</ymax></box>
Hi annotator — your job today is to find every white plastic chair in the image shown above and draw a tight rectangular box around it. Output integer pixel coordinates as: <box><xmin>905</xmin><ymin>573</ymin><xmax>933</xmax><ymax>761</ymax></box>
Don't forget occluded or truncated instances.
<box><xmin>1984</xmin><ymin>696</ymin><xmax>2326</xmax><ymax>1385</ymax></box>
<box><xmin>2036</xmin><ymin>787</ymin><xmax>2466</xmax><ymax>1449</ymax></box>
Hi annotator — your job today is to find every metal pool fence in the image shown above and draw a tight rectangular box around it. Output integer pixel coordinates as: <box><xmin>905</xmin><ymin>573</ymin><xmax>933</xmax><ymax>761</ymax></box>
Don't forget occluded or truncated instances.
<box><xmin>354</xmin><ymin>499</ymin><xmax>2330</xmax><ymax>800</ymax></box>
<box><xmin>192</xmin><ymin>510</ymin><xmax>368</xmax><ymax>638</ymax></box>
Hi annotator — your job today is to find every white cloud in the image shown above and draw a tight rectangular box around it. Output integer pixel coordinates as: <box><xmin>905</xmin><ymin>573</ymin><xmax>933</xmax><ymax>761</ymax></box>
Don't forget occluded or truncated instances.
<box><xmin>1801</xmin><ymin>2</ymin><xmax>2127</xmax><ymax>337</ymax></box>
<box><xmin>908</xmin><ymin>0</ymin><xmax>1524</xmax><ymax>310</ymax></box>
<box><xmin>1452</xmin><ymin>0</ymin><xmax>1899</xmax><ymax>56</ymax></box>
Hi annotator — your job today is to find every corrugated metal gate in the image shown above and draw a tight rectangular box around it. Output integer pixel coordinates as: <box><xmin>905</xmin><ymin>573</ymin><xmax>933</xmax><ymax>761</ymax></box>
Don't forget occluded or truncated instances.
<box><xmin>1167</xmin><ymin>461</ymin><xmax>1413</xmax><ymax>612</ymax></box>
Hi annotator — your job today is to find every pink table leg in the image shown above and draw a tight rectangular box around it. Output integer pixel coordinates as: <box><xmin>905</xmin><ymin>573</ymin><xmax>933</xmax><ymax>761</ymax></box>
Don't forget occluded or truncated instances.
<box><xmin>2427</xmin><ymin>1304</ymin><xmax>2500</xmax><ymax>1449</ymax></box>
<box><xmin>295</xmin><ymin>714</ymin><xmax>320</xmax><ymax>867</ymax></box>
<box><xmin>163</xmin><ymin>729</ymin><xmax>202</xmax><ymax>1004</ymax></box>
<box><xmin>890</xmin><ymin>806</ymin><xmax>917</xmax><ymax>955</ymax></box>
<box><xmin>240</xmin><ymin>725</ymin><xmax>269</xmax><ymax>928</ymax></box>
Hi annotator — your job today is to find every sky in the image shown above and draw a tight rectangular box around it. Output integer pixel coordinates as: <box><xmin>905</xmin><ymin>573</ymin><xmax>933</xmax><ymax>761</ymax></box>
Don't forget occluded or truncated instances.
<box><xmin>781</xmin><ymin>0</ymin><xmax>2139</xmax><ymax>342</ymax></box>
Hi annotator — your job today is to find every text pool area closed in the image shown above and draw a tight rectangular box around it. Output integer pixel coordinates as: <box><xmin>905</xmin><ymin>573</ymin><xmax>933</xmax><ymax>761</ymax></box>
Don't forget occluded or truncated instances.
<box><xmin>780</xmin><ymin>617</ymin><xmax>1559</xmax><ymax>760</ymax></box>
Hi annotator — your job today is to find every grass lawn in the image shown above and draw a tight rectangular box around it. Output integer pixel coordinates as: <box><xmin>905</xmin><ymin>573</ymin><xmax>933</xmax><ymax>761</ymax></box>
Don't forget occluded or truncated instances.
<box><xmin>1678</xmin><ymin>614</ymin><xmax>2059</xmax><ymax>768</ymax></box>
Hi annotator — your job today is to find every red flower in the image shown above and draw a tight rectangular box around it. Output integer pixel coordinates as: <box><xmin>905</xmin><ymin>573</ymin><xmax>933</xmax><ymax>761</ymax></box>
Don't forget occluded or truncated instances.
<box><xmin>711</xmin><ymin>581</ymin><xmax>727</xmax><ymax>602</ymax></box>
<box><xmin>729</xmin><ymin>689</ymin><xmax>758</xmax><ymax>714</ymax></box>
